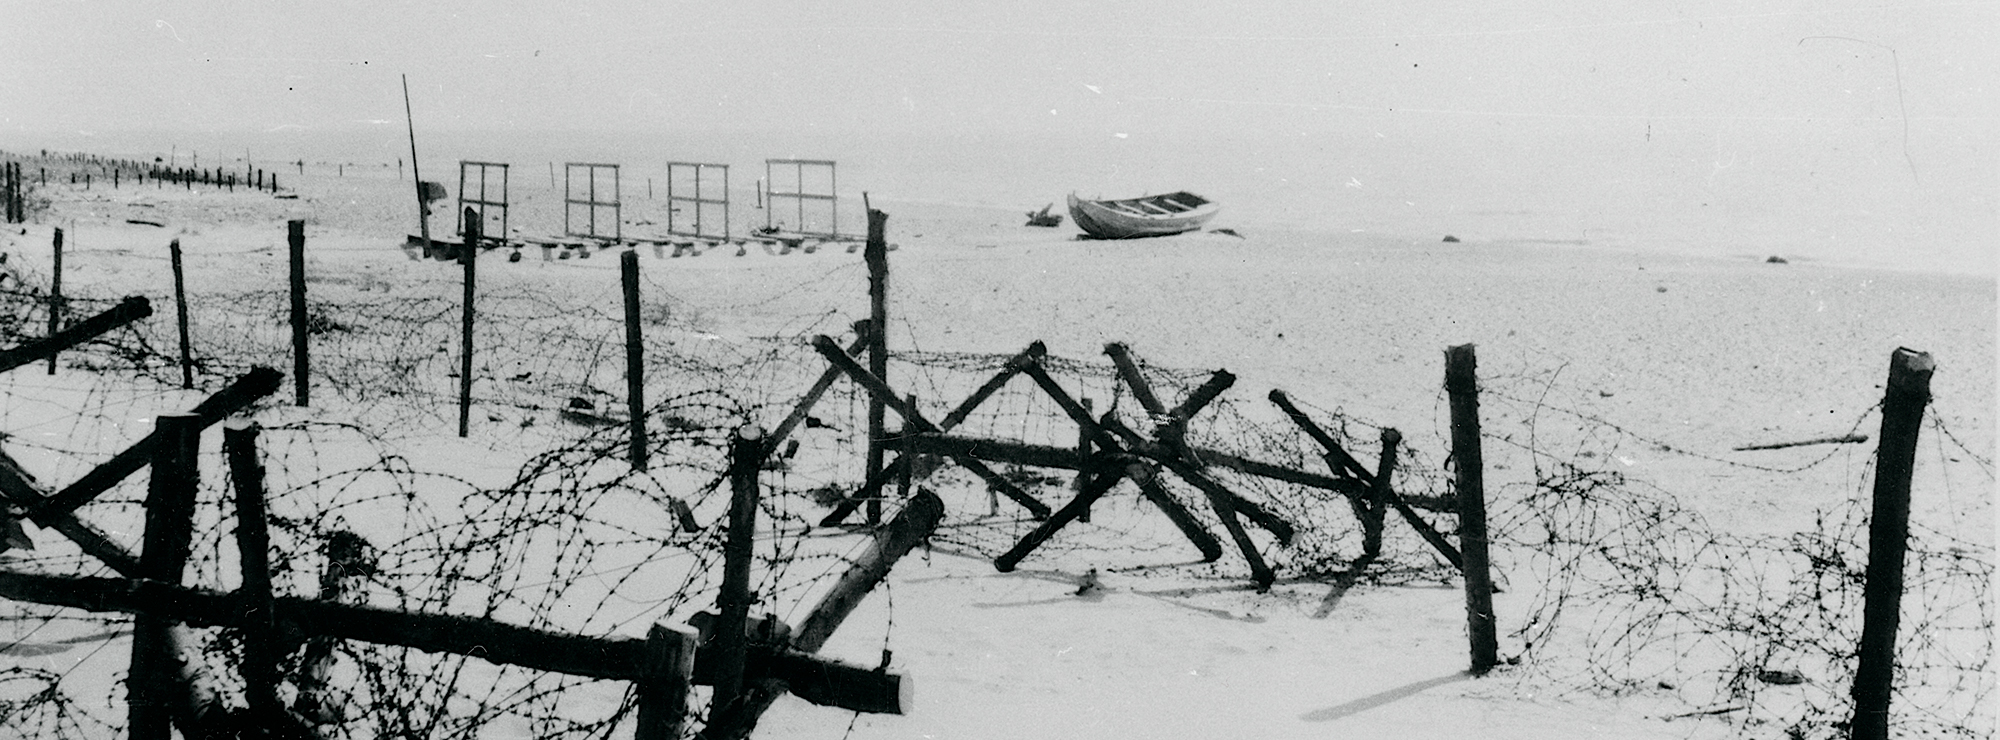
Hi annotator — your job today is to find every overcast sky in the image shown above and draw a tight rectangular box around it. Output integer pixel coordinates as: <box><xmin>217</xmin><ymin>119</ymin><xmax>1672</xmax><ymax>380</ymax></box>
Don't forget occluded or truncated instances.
<box><xmin>2</xmin><ymin>0</ymin><xmax>1990</xmax><ymax>139</ymax></box>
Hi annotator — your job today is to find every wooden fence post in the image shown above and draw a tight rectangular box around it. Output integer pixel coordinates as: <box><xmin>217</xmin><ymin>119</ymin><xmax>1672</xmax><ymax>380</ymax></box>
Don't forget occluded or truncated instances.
<box><xmin>129</xmin><ymin>414</ymin><xmax>203</xmax><ymax>739</ymax></box>
<box><xmin>457</xmin><ymin>207</ymin><xmax>479</xmax><ymax>438</ymax></box>
<box><xmin>287</xmin><ymin>221</ymin><xmax>309</xmax><ymax>405</ymax></box>
<box><xmin>1076</xmin><ymin>398</ymin><xmax>1093</xmax><ymax>522</ymax></box>
<box><xmin>169</xmin><ymin>239</ymin><xmax>194</xmax><ymax>389</ymax></box>
<box><xmin>635</xmin><ymin>622</ymin><xmax>700</xmax><ymax>740</ymax></box>
<box><xmin>46</xmin><ymin>227</ymin><xmax>62</xmax><ymax>374</ymax></box>
<box><xmin>223</xmin><ymin>421</ymin><xmax>282</xmax><ymax>720</ymax></box>
<box><xmin>1850</xmin><ymin>347</ymin><xmax>1935</xmax><ymax>740</ymax></box>
<box><xmin>622</xmin><ymin>250</ymin><xmax>649</xmax><ymax>471</ymax></box>
<box><xmin>863</xmin><ymin>209</ymin><xmax>890</xmax><ymax>525</ymax></box>
<box><xmin>714</xmin><ymin>425</ymin><xmax>765</xmax><ymax>709</ymax></box>
<box><xmin>1445</xmin><ymin>344</ymin><xmax>1499</xmax><ymax>673</ymax></box>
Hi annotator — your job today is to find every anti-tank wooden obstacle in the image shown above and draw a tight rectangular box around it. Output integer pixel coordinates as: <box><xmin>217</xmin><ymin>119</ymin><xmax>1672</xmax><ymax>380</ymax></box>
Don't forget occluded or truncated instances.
<box><xmin>802</xmin><ymin>336</ymin><xmax>1355</xmax><ymax>590</ymax></box>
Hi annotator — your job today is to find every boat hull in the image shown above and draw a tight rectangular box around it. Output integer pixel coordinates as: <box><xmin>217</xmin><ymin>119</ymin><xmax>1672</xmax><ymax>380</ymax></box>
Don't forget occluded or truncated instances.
<box><xmin>1067</xmin><ymin>192</ymin><xmax>1218</xmax><ymax>239</ymax></box>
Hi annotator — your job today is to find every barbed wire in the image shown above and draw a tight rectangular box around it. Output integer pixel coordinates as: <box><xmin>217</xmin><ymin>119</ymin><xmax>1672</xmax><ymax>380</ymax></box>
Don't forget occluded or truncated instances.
<box><xmin>0</xmin><ymin>236</ymin><xmax>1988</xmax><ymax>739</ymax></box>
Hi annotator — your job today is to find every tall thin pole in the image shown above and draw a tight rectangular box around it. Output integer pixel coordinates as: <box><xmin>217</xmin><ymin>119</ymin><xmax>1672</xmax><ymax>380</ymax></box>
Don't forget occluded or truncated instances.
<box><xmin>169</xmin><ymin>239</ymin><xmax>194</xmax><ymax>389</ymax></box>
<box><xmin>1850</xmin><ymin>348</ymin><xmax>1935</xmax><ymax>740</ymax></box>
<box><xmin>403</xmin><ymin>75</ymin><xmax>432</xmax><ymax>258</ymax></box>
<box><xmin>622</xmin><ymin>250</ymin><xmax>649</xmax><ymax>471</ymax></box>
<box><xmin>1445</xmin><ymin>343</ymin><xmax>1498</xmax><ymax>673</ymax></box>
<box><xmin>46</xmin><ymin>228</ymin><xmax>62</xmax><ymax>374</ymax></box>
<box><xmin>457</xmin><ymin>207</ymin><xmax>478</xmax><ymax>438</ymax></box>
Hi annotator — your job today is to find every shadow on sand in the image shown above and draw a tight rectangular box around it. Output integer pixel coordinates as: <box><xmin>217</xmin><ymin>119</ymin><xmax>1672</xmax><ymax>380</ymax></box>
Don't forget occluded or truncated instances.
<box><xmin>1299</xmin><ymin>671</ymin><xmax>1474</xmax><ymax>722</ymax></box>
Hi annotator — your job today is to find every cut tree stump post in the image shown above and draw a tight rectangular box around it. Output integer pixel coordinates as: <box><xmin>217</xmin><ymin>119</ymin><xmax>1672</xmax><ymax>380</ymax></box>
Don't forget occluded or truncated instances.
<box><xmin>1850</xmin><ymin>347</ymin><xmax>1935</xmax><ymax>740</ymax></box>
<box><xmin>714</xmin><ymin>425</ymin><xmax>765</xmax><ymax>710</ymax></box>
<box><xmin>457</xmin><ymin>207</ymin><xmax>479</xmax><ymax>437</ymax></box>
<box><xmin>863</xmin><ymin>208</ymin><xmax>889</xmax><ymax>525</ymax></box>
<box><xmin>47</xmin><ymin>227</ymin><xmax>62</xmax><ymax>374</ymax></box>
<box><xmin>169</xmin><ymin>239</ymin><xmax>193</xmax><ymax>389</ymax></box>
<box><xmin>287</xmin><ymin>220</ymin><xmax>309</xmax><ymax>405</ymax></box>
<box><xmin>635</xmin><ymin>622</ymin><xmax>700</xmax><ymax>740</ymax></box>
<box><xmin>130</xmin><ymin>414</ymin><xmax>204</xmax><ymax>740</ymax></box>
<box><xmin>1445</xmin><ymin>343</ymin><xmax>1499</xmax><ymax>673</ymax></box>
<box><xmin>622</xmin><ymin>249</ymin><xmax>649</xmax><ymax>471</ymax></box>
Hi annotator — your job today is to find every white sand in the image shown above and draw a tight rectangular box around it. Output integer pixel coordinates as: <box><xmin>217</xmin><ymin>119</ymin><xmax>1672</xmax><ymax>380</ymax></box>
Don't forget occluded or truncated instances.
<box><xmin>0</xmin><ymin>162</ymin><xmax>1990</xmax><ymax>738</ymax></box>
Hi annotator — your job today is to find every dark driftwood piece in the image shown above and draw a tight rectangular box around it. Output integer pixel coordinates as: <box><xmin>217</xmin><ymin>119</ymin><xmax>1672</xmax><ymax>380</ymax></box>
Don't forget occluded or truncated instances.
<box><xmin>0</xmin><ymin>295</ymin><xmax>152</xmax><ymax>374</ymax></box>
<box><xmin>1851</xmin><ymin>348</ymin><xmax>1934</xmax><ymax>740</ymax></box>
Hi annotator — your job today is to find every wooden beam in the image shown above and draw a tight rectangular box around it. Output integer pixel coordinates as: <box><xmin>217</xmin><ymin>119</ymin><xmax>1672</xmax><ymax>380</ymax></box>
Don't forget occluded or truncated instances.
<box><xmin>26</xmin><ymin>366</ymin><xmax>285</xmax><ymax>521</ymax></box>
<box><xmin>764</xmin><ymin>326</ymin><xmax>870</xmax><ymax>455</ymax></box>
<box><xmin>1104</xmin><ymin>342</ymin><xmax>1166</xmax><ymax>415</ymax></box>
<box><xmin>795</xmin><ymin>488</ymin><xmax>945</xmax><ymax>651</ymax></box>
<box><xmin>0</xmin><ymin>569</ymin><xmax>905</xmax><ymax>714</ymax></box>
<box><xmin>0</xmin><ymin>295</ymin><xmax>152</xmax><ymax>374</ymax></box>
<box><xmin>994</xmin><ymin>469</ymin><xmax>1125</xmax><ymax>572</ymax></box>
<box><xmin>809</xmin><ymin>335</ymin><xmax>1046</xmax><ymax>522</ymax></box>
<box><xmin>0</xmin><ymin>452</ymin><xmax>141</xmax><ymax>574</ymax></box>
<box><xmin>935</xmin><ymin>341</ymin><xmax>1043</xmax><ymax>431</ymax></box>
<box><xmin>1268</xmin><ymin>389</ymin><xmax>1374</xmax><ymax>482</ymax></box>
<box><xmin>1126</xmin><ymin>463</ymin><xmax>1224</xmax><ymax>562</ymax></box>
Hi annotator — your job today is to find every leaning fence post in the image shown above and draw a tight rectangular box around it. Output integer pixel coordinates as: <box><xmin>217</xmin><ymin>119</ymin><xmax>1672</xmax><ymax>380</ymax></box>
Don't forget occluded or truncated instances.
<box><xmin>863</xmin><ymin>208</ymin><xmax>890</xmax><ymax>525</ymax></box>
<box><xmin>714</xmin><ymin>424</ymin><xmax>765</xmax><ymax>710</ymax></box>
<box><xmin>635</xmin><ymin>622</ymin><xmax>700</xmax><ymax>740</ymax></box>
<box><xmin>130</xmin><ymin>414</ymin><xmax>203</xmax><ymax>739</ymax></box>
<box><xmin>622</xmin><ymin>249</ymin><xmax>649</xmax><ymax>471</ymax></box>
<box><xmin>169</xmin><ymin>239</ymin><xmax>194</xmax><ymax>389</ymax></box>
<box><xmin>1445</xmin><ymin>343</ymin><xmax>1499</xmax><ymax>673</ymax></box>
<box><xmin>287</xmin><ymin>221</ymin><xmax>309</xmax><ymax>405</ymax></box>
<box><xmin>457</xmin><ymin>207</ymin><xmax>479</xmax><ymax>437</ymax></box>
<box><xmin>1850</xmin><ymin>347</ymin><xmax>1934</xmax><ymax>740</ymax></box>
<box><xmin>46</xmin><ymin>227</ymin><xmax>62</xmax><ymax>374</ymax></box>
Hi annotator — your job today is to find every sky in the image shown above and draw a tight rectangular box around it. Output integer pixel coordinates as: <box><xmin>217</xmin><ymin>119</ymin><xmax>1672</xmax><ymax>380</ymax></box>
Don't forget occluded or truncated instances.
<box><xmin>2</xmin><ymin>0</ymin><xmax>1991</xmax><ymax>139</ymax></box>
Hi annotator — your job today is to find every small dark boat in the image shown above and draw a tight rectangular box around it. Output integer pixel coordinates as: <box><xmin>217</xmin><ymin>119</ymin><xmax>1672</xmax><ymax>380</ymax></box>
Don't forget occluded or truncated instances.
<box><xmin>1067</xmin><ymin>191</ymin><xmax>1218</xmax><ymax>239</ymax></box>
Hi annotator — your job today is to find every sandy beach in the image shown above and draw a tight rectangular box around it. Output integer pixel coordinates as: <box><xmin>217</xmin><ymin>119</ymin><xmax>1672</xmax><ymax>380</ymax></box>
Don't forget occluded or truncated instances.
<box><xmin>0</xmin><ymin>156</ymin><xmax>1988</xmax><ymax>739</ymax></box>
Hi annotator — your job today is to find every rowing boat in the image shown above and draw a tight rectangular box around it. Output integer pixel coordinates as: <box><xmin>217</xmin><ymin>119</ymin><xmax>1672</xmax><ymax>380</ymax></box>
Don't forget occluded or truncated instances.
<box><xmin>1067</xmin><ymin>191</ymin><xmax>1218</xmax><ymax>239</ymax></box>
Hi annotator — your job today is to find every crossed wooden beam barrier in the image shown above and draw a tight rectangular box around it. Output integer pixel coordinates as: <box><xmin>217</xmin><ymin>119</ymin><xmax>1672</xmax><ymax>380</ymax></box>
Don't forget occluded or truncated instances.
<box><xmin>1268</xmin><ymin>389</ymin><xmax>1465</xmax><ymax>570</ymax></box>
<box><xmin>0</xmin><ymin>295</ymin><xmax>152</xmax><ymax>374</ymax></box>
<box><xmin>809</xmin><ymin>336</ymin><xmax>1050</xmax><ymax>525</ymax></box>
<box><xmin>807</xmin><ymin>335</ymin><xmax>1308</xmax><ymax>589</ymax></box>
<box><xmin>0</xmin><ymin>366</ymin><xmax>285</xmax><ymax>572</ymax></box>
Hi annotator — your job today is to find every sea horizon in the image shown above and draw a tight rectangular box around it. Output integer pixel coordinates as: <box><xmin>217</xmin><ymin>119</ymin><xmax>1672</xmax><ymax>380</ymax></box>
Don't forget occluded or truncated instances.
<box><xmin>6</xmin><ymin>117</ymin><xmax>1991</xmax><ymax>278</ymax></box>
